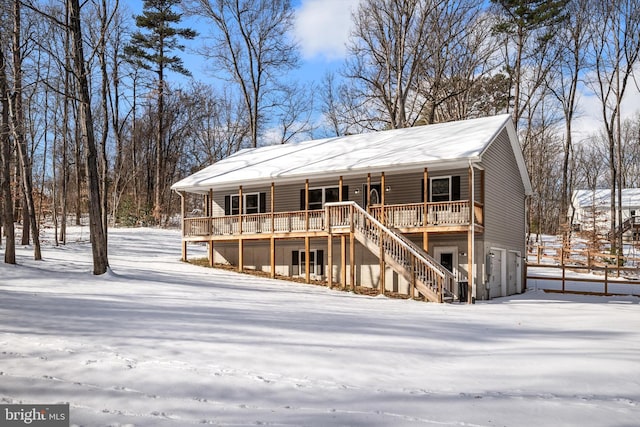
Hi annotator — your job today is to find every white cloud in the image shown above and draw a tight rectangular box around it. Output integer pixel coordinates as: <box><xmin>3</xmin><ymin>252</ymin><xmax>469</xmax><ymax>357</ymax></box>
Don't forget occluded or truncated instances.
<box><xmin>294</xmin><ymin>0</ymin><xmax>361</xmax><ymax>61</ymax></box>
<box><xmin>572</xmin><ymin>67</ymin><xmax>640</xmax><ymax>141</ymax></box>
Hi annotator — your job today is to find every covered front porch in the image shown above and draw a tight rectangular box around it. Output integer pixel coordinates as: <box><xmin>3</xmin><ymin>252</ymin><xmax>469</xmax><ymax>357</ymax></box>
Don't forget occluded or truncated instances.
<box><xmin>182</xmin><ymin>199</ymin><xmax>484</xmax><ymax>240</ymax></box>
<box><xmin>179</xmin><ymin>166</ymin><xmax>485</xmax><ymax>241</ymax></box>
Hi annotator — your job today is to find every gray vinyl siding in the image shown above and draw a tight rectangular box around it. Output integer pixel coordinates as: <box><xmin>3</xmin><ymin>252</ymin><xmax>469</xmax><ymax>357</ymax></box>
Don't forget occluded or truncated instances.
<box><xmin>480</xmin><ymin>128</ymin><xmax>526</xmax><ymax>251</ymax></box>
<box><xmin>210</xmin><ymin>170</ymin><xmax>475</xmax><ymax>215</ymax></box>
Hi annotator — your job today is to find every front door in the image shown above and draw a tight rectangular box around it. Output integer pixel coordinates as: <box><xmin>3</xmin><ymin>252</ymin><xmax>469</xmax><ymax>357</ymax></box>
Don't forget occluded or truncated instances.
<box><xmin>363</xmin><ymin>183</ymin><xmax>382</xmax><ymax>207</ymax></box>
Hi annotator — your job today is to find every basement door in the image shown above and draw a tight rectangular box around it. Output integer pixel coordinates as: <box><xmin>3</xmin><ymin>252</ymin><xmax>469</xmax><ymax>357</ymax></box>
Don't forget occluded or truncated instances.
<box><xmin>433</xmin><ymin>246</ymin><xmax>458</xmax><ymax>280</ymax></box>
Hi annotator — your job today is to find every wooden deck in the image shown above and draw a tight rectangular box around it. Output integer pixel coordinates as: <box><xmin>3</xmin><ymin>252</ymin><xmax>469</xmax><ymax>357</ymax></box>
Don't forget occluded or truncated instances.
<box><xmin>182</xmin><ymin>201</ymin><xmax>484</xmax><ymax>240</ymax></box>
<box><xmin>180</xmin><ymin>201</ymin><xmax>472</xmax><ymax>303</ymax></box>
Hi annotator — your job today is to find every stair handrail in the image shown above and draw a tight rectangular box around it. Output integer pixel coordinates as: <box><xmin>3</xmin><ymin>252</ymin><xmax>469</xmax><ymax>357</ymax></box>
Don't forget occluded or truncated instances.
<box><xmin>608</xmin><ymin>215</ymin><xmax>639</xmax><ymax>239</ymax></box>
<box><xmin>325</xmin><ymin>201</ymin><xmax>456</xmax><ymax>283</ymax></box>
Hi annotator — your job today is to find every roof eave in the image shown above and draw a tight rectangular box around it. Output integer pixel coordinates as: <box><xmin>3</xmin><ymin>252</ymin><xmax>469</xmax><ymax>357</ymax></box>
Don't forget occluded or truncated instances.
<box><xmin>171</xmin><ymin>157</ymin><xmax>483</xmax><ymax>194</ymax></box>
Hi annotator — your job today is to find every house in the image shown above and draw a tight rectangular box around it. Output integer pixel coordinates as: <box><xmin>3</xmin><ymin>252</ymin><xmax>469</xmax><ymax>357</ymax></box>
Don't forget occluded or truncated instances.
<box><xmin>570</xmin><ymin>189</ymin><xmax>640</xmax><ymax>241</ymax></box>
<box><xmin>171</xmin><ymin>114</ymin><xmax>532</xmax><ymax>302</ymax></box>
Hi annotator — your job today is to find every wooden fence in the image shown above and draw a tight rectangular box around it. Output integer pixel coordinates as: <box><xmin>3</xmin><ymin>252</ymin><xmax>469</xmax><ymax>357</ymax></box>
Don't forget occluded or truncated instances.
<box><xmin>526</xmin><ymin>242</ymin><xmax>640</xmax><ymax>296</ymax></box>
<box><xmin>526</xmin><ymin>264</ymin><xmax>640</xmax><ymax>297</ymax></box>
<box><xmin>527</xmin><ymin>244</ymin><xmax>640</xmax><ymax>272</ymax></box>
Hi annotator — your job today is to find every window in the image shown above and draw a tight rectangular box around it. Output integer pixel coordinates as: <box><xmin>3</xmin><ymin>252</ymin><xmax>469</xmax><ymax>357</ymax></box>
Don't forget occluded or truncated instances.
<box><xmin>244</xmin><ymin>194</ymin><xmax>259</xmax><ymax>214</ymax></box>
<box><xmin>430</xmin><ymin>177</ymin><xmax>451</xmax><ymax>202</ymax></box>
<box><xmin>225</xmin><ymin>192</ymin><xmax>266</xmax><ymax>215</ymax></box>
<box><xmin>292</xmin><ymin>249</ymin><xmax>324</xmax><ymax>277</ymax></box>
<box><xmin>308</xmin><ymin>189</ymin><xmax>324</xmax><ymax>211</ymax></box>
<box><xmin>301</xmin><ymin>186</ymin><xmax>345</xmax><ymax>210</ymax></box>
<box><xmin>427</xmin><ymin>176</ymin><xmax>461</xmax><ymax>202</ymax></box>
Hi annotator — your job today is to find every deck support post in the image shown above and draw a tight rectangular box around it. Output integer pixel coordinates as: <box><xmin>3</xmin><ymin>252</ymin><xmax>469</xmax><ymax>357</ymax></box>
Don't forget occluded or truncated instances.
<box><xmin>238</xmin><ymin>185</ymin><xmax>243</xmax><ymax>235</ymax></box>
<box><xmin>270</xmin><ymin>182</ymin><xmax>275</xmax><ymax>233</ymax></box>
<box><xmin>327</xmin><ymin>233</ymin><xmax>333</xmax><ymax>288</ymax></box>
<box><xmin>380</xmin><ymin>172</ymin><xmax>385</xmax><ymax>224</ymax></box>
<box><xmin>410</xmin><ymin>256</ymin><xmax>416</xmax><ymax>299</ymax></box>
<box><xmin>238</xmin><ymin>182</ymin><xmax>244</xmax><ymax>274</ymax></box>
<box><xmin>270</xmin><ymin>237</ymin><xmax>276</xmax><ymax>278</ymax></box>
<box><xmin>423</xmin><ymin>168</ymin><xmax>428</xmax><ymax>227</ymax></box>
<box><xmin>366</xmin><ymin>173</ymin><xmax>371</xmax><ymax>209</ymax></box>
<box><xmin>327</xmin><ymin>205</ymin><xmax>333</xmax><ymax>288</ymax></box>
<box><xmin>379</xmin><ymin>228</ymin><xmax>385</xmax><ymax>295</ymax></box>
<box><xmin>341</xmin><ymin>236</ymin><xmax>347</xmax><ymax>288</ymax></box>
<box><xmin>339</xmin><ymin>176</ymin><xmax>346</xmax><ymax>288</ymax></box>
<box><xmin>349</xmin><ymin>205</ymin><xmax>356</xmax><ymax>290</ymax></box>
<box><xmin>422</xmin><ymin>168</ymin><xmax>429</xmax><ymax>254</ymax></box>
<box><xmin>305</xmin><ymin>179</ymin><xmax>309</xmax><ymax>230</ymax></box>
<box><xmin>468</xmin><ymin>163</ymin><xmax>475</xmax><ymax>304</ymax></box>
<box><xmin>270</xmin><ymin>183</ymin><xmax>276</xmax><ymax>278</ymax></box>
<box><xmin>305</xmin><ymin>235</ymin><xmax>311</xmax><ymax>284</ymax></box>
<box><xmin>207</xmin><ymin>189</ymin><xmax>213</xmax><ymax>235</ymax></box>
<box><xmin>208</xmin><ymin>240</ymin><xmax>214</xmax><ymax>267</ymax></box>
<box><xmin>179</xmin><ymin>191</ymin><xmax>187</xmax><ymax>261</ymax></box>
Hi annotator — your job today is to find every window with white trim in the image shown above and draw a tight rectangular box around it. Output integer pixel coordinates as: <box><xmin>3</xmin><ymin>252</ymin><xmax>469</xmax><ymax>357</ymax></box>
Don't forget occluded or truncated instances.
<box><xmin>291</xmin><ymin>249</ymin><xmax>324</xmax><ymax>277</ymax></box>
<box><xmin>226</xmin><ymin>192</ymin><xmax>265</xmax><ymax>215</ymax></box>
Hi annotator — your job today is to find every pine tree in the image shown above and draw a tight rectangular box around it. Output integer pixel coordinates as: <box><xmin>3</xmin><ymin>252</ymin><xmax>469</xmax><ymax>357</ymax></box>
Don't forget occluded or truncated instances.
<box><xmin>124</xmin><ymin>0</ymin><xmax>196</xmax><ymax>224</ymax></box>
<box><xmin>491</xmin><ymin>0</ymin><xmax>569</xmax><ymax>126</ymax></box>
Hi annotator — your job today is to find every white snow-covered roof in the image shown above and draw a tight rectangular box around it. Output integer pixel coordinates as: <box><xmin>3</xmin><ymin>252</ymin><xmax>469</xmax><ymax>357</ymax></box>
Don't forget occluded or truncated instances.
<box><xmin>172</xmin><ymin>114</ymin><xmax>531</xmax><ymax>194</ymax></box>
<box><xmin>572</xmin><ymin>189</ymin><xmax>640</xmax><ymax>209</ymax></box>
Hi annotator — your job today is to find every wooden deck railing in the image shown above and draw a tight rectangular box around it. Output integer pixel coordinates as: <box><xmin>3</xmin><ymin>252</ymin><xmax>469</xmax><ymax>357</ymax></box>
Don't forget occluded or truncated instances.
<box><xmin>370</xmin><ymin>201</ymin><xmax>483</xmax><ymax>228</ymax></box>
<box><xmin>183</xmin><ymin>201</ymin><xmax>482</xmax><ymax>238</ymax></box>
<box><xmin>185</xmin><ymin>210</ymin><xmax>326</xmax><ymax>237</ymax></box>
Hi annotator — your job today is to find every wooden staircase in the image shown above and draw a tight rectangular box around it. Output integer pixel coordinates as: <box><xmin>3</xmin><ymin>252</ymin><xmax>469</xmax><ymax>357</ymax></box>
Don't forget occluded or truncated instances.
<box><xmin>608</xmin><ymin>216</ymin><xmax>640</xmax><ymax>241</ymax></box>
<box><xmin>326</xmin><ymin>202</ymin><xmax>458</xmax><ymax>303</ymax></box>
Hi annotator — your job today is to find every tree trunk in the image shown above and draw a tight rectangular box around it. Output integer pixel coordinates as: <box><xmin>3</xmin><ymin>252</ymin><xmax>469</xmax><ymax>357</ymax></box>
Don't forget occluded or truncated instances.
<box><xmin>68</xmin><ymin>0</ymin><xmax>109</xmax><ymax>275</ymax></box>
<box><xmin>11</xmin><ymin>0</ymin><xmax>41</xmax><ymax>260</ymax></box>
<box><xmin>99</xmin><ymin>0</ymin><xmax>109</xmax><ymax>243</ymax></box>
<box><xmin>153</xmin><ymin>75</ymin><xmax>164</xmax><ymax>223</ymax></box>
<box><xmin>60</xmin><ymin>10</ymin><xmax>71</xmax><ymax>244</ymax></box>
<box><xmin>0</xmin><ymin>47</ymin><xmax>16</xmax><ymax>264</ymax></box>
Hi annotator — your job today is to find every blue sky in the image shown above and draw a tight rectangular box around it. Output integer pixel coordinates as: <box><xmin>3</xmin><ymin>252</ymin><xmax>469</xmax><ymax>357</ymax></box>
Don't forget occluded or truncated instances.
<box><xmin>127</xmin><ymin>0</ymin><xmax>360</xmax><ymax>88</ymax></box>
<box><xmin>125</xmin><ymin>0</ymin><xmax>640</xmax><ymax>139</ymax></box>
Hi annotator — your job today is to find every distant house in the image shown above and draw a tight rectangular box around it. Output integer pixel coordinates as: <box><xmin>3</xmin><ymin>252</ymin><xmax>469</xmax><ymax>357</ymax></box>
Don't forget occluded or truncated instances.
<box><xmin>171</xmin><ymin>114</ymin><xmax>532</xmax><ymax>302</ymax></box>
<box><xmin>570</xmin><ymin>189</ymin><xmax>640</xmax><ymax>241</ymax></box>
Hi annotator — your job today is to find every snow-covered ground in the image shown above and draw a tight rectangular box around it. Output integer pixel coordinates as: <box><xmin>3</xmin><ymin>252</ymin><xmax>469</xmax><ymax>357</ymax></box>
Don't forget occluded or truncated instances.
<box><xmin>1</xmin><ymin>227</ymin><xmax>639</xmax><ymax>426</ymax></box>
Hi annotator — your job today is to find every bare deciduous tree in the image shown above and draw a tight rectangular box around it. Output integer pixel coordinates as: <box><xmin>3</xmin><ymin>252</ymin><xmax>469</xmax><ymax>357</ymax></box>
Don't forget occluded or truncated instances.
<box><xmin>587</xmin><ymin>0</ymin><xmax>640</xmax><ymax>253</ymax></box>
<box><xmin>546</xmin><ymin>0</ymin><xmax>590</xmax><ymax>238</ymax></box>
<box><xmin>10</xmin><ymin>0</ymin><xmax>41</xmax><ymax>260</ymax></box>
<box><xmin>190</xmin><ymin>0</ymin><xmax>299</xmax><ymax>147</ymax></box>
<box><xmin>0</xmin><ymin>38</ymin><xmax>16</xmax><ymax>264</ymax></box>
<box><xmin>68</xmin><ymin>0</ymin><xmax>109</xmax><ymax>274</ymax></box>
<box><xmin>345</xmin><ymin>0</ymin><xmax>492</xmax><ymax>130</ymax></box>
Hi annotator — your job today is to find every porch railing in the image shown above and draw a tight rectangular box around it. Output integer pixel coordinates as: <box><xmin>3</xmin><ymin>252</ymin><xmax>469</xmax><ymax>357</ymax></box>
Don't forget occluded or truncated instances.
<box><xmin>185</xmin><ymin>210</ymin><xmax>326</xmax><ymax>237</ymax></box>
<box><xmin>183</xmin><ymin>200</ymin><xmax>482</xmax><ymax>238</ymax></box>
<box><xmin>369</xmin><ymin>201</ymin><xmax>483</xmax><ymax>228</ymax></box>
